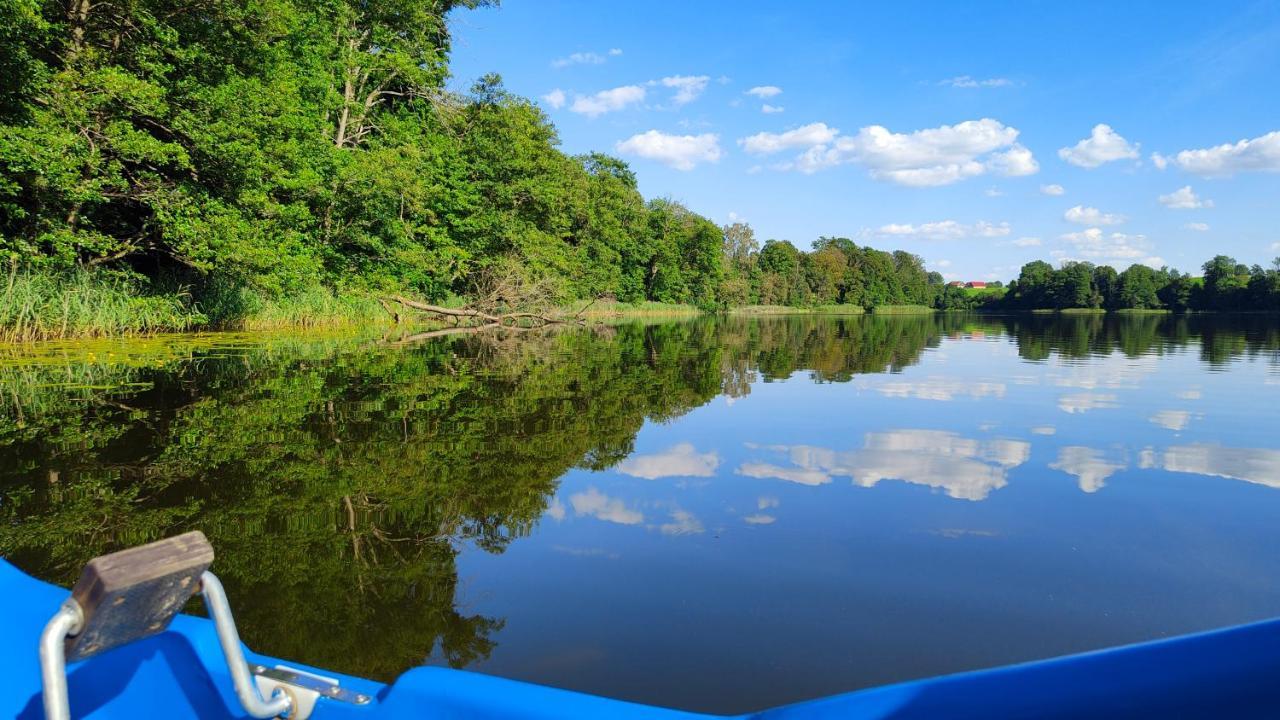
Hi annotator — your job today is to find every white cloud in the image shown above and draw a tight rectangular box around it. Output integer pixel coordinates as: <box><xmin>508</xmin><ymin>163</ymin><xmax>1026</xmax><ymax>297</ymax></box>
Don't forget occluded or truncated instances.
<box><xmin>660</xmin><ymin>75</ymin><xmax>709</xmax><ymax>106</ymax></box>
<box><xmin>846</xmin><ymin>119</ymin><xmax>1032</xmax><ymax>184</ymax></box>
<box><xmin>1158</xmin><ymin>186</ymin><xmax>1214</xmax><ymax>209</ymax></box>
<box><xmin>569</xmin><ymin>488</ymin><xmax>644</xmax><ymax>525</ymax></box>
<box><xmin>1056</xmin><ymin>228</ymin><xmax>1162</xmax><ymax>266</ymax></box>
<box><xmin>1058</xmin><ymin>392</ymin><xmax>1119</xmax><ymax>414</ymax></box>
<box><xmin>746</xmin><ymin>85</ymin><xmax>782</xmax><ymax>98</ymax></box>
<box><xmin>552</xmin><ymin>51</ymin><xmax>617</xmax><ymax>69</ymax></box>
<box><xmin>739</xmin><ymin>118</ymin><xmax>1037</xmax><ymax>185</ymax></box>
<box><xmin>986</xmin><ymin>144</ymin><xmax>1040</xmax><ymax>177</ymax></box>
<box><xmin>758</xmin><ymin>496</ymin><xmax>779</xmax><ymax>509</ymax></box>
<box><xmin>743</xmin><ymin>514</ymin><xmax>776</xmax><ymax>525</ymax></box>
<box><xmin>1058</xmin><ymin>124</ymin><xmax>1140</xmax><ymax>168</ymax></box>
<box><xmin>1012</xmin><ymin>236</ymin><xmax>1042</xmax><ymax>247</ymax></box>
<box><xmin>941</xmin><ymin>76</ymin><xmax>1013</xmax><ymax>88</ymax></box>
<box><xmin>1040</xmin><ymin>183</ymin><xmax>1065</xmax><ymax>196</ymax></box>
<box><xmin>659</xmin><ymin>508</ymin><xmax>704</xmax><ymax>536</ymax></box>
<box><xmin>570</xmin><ymin>85</ymin><xmax>646</xmax><ymax>117</ymax></box>
<box><xmin>877</xmin><ymin>220</ymin><xmax>1011</xmax><ymax>241</ymax></box>
<box><xmin>1160</xmin><ymin>131</ymin><xmax>1280</xmax><ymax>176</ymax></box>
<box><xmin>761</xmin><ymin>104</ymin><xmax>785</xmax><ymax>114</ymax></box>
<box><xmin>1185</xmin><ymin>222</ymin><xmax>1210</xmax><ymax>231</ymax></box>
<box><xmin>1064</xmin><ymin>205</ymin><xmax>1126</xmax><ymax>225</ymax></box>
<box><xmin>737</xmin><ymin>431</ymin><xmax>1028</xmax><ymax>501</ymax></box>
<box><xmin>608</xmin><ymin>48</ymin><xmax>623</xmax><ymax>56</ymax></box>
<box><xmin>1151</xmin><ymin>153</ymin><xmax>1169</xmax><ymax>170</ymax></box>
<box><xmin>985</xmin><ymin>187</ymin><xmax>1004</xmax><ymax>197</ymax></box>
<box><xmin>546</xmin><ymin>497</ymin><xmax>566</xmax><ymax>520</ymax></box>
<box><xmin>935</xmin><ymin>259</ymin><xmax>953</xmax><ymax>267</ymax></box>
<box><xmin>1031</xmin><ymin>425</ymin><xmax>1056</xmax><ymax>435</ymax></box>
<box><xmin>1057</xmin><ymin>228</ymin><xmax>1160</xmax><ymax>267</ymax></box>
<box><xmin>541</xmin><ymin>88</ymin><xmax>566</xmax><ymax>109</ymax></box>
<box><xmin>739</xmin><ymin>122</ymin><xmax>839</xmax><ymax>154</ymax></box>
<box><xmin>615</xmin><ymin>443</ymin><xmax>720</xmax><ymax>479</ymax></box>
<box><xmin>1146</xmin><ymin>444</ymin><xmax>1280</xmax><ymax>489</ymax></box>
<box><xmin>737</xmin><ymin>461</ymin><xmax>831</xmax><ymax>486</ymax></box>
<box><xmin>1149</xmin><ymin>410</ymin><xmax>1192</xmax><ymax>431</ymax></box>
<box><xmin>877</xmin><ymin>376</ymin><xmax>1006</xmax><ymax>401</ymax></box>
<box><xmin>1051</xmin><ymin>446</ymin><xmax>1124</xmax><ymax>493</ymax></box>
<box><xmin>615</xmin><ymin>130</ymin><xmax>722</xmax><ymax>171</ymax></box>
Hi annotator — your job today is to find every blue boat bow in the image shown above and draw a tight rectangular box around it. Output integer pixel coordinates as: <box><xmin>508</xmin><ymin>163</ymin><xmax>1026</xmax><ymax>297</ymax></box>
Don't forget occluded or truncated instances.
<box><xmin>3</xmin><ymin>557</ymin><xmax>1279</xmax><ymax>719</ymax></box>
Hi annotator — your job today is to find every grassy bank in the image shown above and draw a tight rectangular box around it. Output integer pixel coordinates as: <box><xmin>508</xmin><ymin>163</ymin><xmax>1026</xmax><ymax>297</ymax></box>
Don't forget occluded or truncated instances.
<box><xmin>871</xmin><ymin>305</ymin><xmax>935</xmax><ymax>315</ymax></box>
<box><xmin>0</xmin><ymin>269</ymin><xmax>400</xmax><ymax>342</ymax></box>
<box><xmin>0</xmin><ymin>270</ymin><xmax>206</xmax><ymax>342</ymax></box>
<box><xmin>731</xmin><ymin>304</ymin><xmax>867</xmax><ymax>315</ymax></box>
<box><xmin>572</xmin><ymin>300</ymin><xmax>702</xmax><ymax>318</ymax></box>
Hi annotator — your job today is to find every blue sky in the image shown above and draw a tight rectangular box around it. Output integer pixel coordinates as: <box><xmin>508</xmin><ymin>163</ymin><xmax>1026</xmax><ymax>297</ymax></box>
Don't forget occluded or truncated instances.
<box><xmin>449</xmin><ymin>1</ymin><xmax>1280</xmax><ymax>282</ymax></box>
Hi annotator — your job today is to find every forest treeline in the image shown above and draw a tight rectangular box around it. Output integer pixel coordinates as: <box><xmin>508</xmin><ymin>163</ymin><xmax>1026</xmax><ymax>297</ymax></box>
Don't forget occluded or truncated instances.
<box><xmin>0</xmin><ymin>0</ymin><xmax>736</xmax><ymax>334</ymax></box>
<box><xmin>0</xmin><ymin>1</ymin><xmax>1276</xmax><ymax>339</ymax></box>
<box><xmin>996</xmin><ymin>255</ymin><xmax>1280</xmax><ymax>313</ymax></box>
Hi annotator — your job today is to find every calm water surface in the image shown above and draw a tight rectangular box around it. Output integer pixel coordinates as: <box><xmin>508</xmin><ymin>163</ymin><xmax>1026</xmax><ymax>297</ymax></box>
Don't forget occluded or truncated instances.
<box><xmin>3</xmin><ymin>315</ymin><xmax>1279</xmax><ymax>713</ymax></box>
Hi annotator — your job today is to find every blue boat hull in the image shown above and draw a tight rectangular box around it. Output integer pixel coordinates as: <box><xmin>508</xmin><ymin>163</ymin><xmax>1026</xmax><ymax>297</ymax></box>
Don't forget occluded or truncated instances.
<box><xmin>3</xmin><ymin>559</ymin><xmax>1278</xmax><ymax>719</ymax></box>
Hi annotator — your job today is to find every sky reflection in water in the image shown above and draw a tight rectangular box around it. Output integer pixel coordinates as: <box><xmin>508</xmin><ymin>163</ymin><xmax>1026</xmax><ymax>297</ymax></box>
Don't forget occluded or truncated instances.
<box><xmin>459</xmin><ymin>316</ymin><xmax>1280</xmax><ymax>712</ymax></box>
<box><xmin>2</xmin><ymin>315</ymin><xmax>1279</xmax><ymax>714</ymax></box>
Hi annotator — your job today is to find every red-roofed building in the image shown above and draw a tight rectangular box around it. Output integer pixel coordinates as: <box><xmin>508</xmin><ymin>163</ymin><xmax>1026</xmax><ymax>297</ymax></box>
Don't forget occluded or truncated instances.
<box><xmin>966</xmin><ymin>281</ymin><xmax>987</xmax><ymax>289</ymax></box>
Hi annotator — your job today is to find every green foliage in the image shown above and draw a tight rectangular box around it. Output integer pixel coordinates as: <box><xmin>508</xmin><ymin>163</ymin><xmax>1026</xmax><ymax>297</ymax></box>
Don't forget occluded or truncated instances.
<box><xmin>0</xmin><ymin>1</ymin><xmax>737</xmax><ymax>335</ymax></box>
<box><xmin>871</xmin><ymin>304</ymin><xmax>935</xmax><ymax>314</ymax></box>
<box><xmin>1001</xmin><ymin>256</ymin><xmax>1280</xmax><ymax>313</ymax></box>
<box><xmin>0</xmin><ymin>267</ymin><xmax>204</xmax><ymax>340</ymax></box>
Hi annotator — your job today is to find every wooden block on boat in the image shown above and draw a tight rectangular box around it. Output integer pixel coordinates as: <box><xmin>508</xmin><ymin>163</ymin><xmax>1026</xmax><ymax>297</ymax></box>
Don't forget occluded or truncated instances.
<box><xmin>65</xmin><ymin>531</ymin><xmax>215</xmax><ymax>662</ymax></box>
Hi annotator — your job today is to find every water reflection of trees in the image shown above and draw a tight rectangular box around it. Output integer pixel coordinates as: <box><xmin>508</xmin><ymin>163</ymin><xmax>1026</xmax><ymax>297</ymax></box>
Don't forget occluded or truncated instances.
<box><xmin>0</xmin><ymin>324</ymin><xmax>723</xmax><ymax>679</ymax></box>
<box><xmin>1</xmin><ymin>313</ymin><xmax>1277</xmax><ymax>679</ymax></box>
<box><xmin>991</xmin><ymin>313</ymin><xmax>1280</xmax><ymax>365</ymax></box>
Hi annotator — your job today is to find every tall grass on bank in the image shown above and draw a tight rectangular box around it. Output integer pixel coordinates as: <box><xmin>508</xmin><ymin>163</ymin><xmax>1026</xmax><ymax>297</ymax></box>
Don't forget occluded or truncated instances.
<box><xmin>0</xmin><ymin>268</ymin><xmax>398</xmax><ymax>342</ymax></box>
<box><xmin>731</xmin><ymin>304</ymin><xmax>867</xmax><ymax>315</ymax></box>
<box><xmin>192</xmin><ymin>275</ymin><xmax>391</xmax><ymax>330</ymax></box>
<box><xmin>0</xmin><ymin>269</ymin><xmax>205</xmax><ymax>342</ymax></box>
<box><xmin>571</xmin><ymin>300</ymin><xmax>702</xmax><ymax>317</ymax></box>
<box><xmin>232</xmin><ymin>288</ymin><xmax>391</xmax><ymax>331</ymax></box>
<box><xmin>871</xmin><ymin>305</ymin><xmax>935</xmax><ymax>315</ymax></box>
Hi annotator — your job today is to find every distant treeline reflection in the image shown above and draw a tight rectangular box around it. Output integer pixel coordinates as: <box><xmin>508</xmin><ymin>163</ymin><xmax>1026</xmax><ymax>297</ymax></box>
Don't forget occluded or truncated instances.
<box><xmin>1</xmin><ymin>314</ymin><xmax>1277</xmax><ymax>680</ymax></box>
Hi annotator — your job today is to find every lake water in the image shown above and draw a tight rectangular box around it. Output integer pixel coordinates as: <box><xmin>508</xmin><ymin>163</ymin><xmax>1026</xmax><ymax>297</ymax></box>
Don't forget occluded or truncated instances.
<box><xmin>2</xmin><ymin>314</ymin><xmax>1279</xmax><ymax>714</ymax></box>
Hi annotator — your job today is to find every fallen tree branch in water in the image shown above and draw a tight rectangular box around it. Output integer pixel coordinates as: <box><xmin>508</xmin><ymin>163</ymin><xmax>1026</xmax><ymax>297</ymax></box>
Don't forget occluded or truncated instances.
<box><xmin>382</xmin><ymin>295</ymin><xmax>583</xmax><ymax>329</ymax></box>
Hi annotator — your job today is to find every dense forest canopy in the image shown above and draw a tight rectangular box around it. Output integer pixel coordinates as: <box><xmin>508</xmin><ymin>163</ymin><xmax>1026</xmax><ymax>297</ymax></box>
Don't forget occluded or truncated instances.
<box><xmin>0</xmin><ymin>0</ymin><xmax>990</xmax><ymax>327</ymax></box>
<box><xmin>0</xmin><ymin>0</ymin><xmax>737</xmax><ymax>313</ymax></box>
<box><xmin>0</xmin><ymin>1</ymin><xmax>1276</xmax><ymax>335</ymax></box>
<box><xmin>999</xmin><ymin>255</ymin><xmax>1280</xmax><ymax>313</ymax></box>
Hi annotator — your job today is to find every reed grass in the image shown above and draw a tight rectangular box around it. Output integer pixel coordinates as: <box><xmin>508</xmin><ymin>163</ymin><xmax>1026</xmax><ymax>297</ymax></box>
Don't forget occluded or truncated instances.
<box><xmin>572</xmin><ymin>300</ymin><xmax>702</xmax><ymax>317</ymax></box>
<box><xmin>871</xmin><ymin>305</ymin><xmax>936</xmax><ymax>315</ymax></box>
<box><xmin>235</xmin><ymin>288</ymin><xmax>391</xmax><ymax>331</ymax></box>
<box><xmin>0</xmin><ymin>269</ymin><xmax>205</xmax><ymax>342</ymax></box>
<box><xmin>731</xmin><ymin>304</ymin><xmax>868</xmax><ymax>315</ymax></box>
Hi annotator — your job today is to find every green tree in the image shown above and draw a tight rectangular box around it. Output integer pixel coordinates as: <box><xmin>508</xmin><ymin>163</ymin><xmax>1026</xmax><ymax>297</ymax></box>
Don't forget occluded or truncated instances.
<box><xmin>1117</xmin><ymin>264</ymin><xmax>1161</xmax><ymax>309</ymax></box>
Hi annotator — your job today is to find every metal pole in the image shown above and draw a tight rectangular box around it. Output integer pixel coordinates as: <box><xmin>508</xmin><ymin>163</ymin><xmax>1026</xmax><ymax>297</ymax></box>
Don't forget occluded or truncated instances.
<box><xmin>39</xmin><ymin>600</ymin><xmax>83</xmax><ymax>720</ymax></box>
<box><xmin>199</xmin><ymin>571</ymin><xmax>293</xmax><ymax>719</ymax></box>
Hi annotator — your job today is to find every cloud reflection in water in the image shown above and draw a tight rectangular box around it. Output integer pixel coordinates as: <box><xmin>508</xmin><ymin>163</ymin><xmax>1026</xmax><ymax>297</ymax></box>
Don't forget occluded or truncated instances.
<box><xmin>736</xmin><ymin>430</ymin><xmax>1030</xmax><ymax>501</ymax></box>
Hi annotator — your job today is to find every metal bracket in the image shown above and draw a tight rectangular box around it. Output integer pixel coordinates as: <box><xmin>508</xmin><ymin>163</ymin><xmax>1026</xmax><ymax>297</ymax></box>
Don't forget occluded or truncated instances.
<box><xmin>39</xmin><ymin>535</ymin><xmax>294</xmax><ymax>720</ymax></box>
<box><xmin>252</xmin><ymin>664</ymin><xmax>372</xmax><ymax>719</ymax></box>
